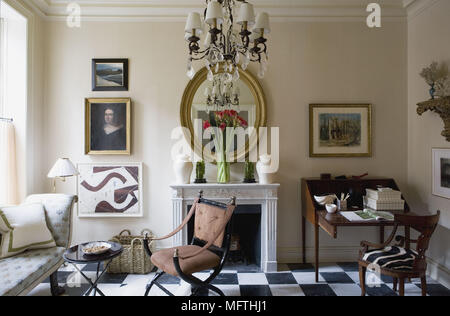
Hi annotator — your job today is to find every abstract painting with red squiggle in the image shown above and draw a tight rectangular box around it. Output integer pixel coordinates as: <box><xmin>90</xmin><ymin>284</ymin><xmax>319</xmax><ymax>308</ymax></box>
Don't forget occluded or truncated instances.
<box><xmin>77</xmin><ymin>163</ymin><xmax>143</xmax><ymax>217</ymax></box>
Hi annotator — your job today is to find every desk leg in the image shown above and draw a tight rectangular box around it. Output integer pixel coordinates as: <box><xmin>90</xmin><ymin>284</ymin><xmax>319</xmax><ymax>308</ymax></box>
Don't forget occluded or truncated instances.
<box><xmin>315</xmin><ymin>219</ymin><xmax>319</xmax><ymax>283</ymax></box>
<box><xmin>380</xmin><ymin>226</ymin><xmax>385</xmax><ymax>244</ymax></box>
<box><xmin>302</xmin><ymin>216</ymin><xmax>306</xmax><ymax>264</ymax></box>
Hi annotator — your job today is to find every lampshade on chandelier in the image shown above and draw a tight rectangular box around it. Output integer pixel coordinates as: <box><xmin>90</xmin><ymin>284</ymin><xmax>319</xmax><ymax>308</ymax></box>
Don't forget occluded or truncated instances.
<box><xmin>185</xmin><ymin>0</ymin><xmax>270</xmax><ymax>81</ymax></box>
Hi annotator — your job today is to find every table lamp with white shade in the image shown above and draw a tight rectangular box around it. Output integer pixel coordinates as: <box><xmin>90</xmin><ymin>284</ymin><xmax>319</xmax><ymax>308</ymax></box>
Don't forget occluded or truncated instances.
<box><xmin>47</xmin><ymin>158</ymin><xmax>79</xmax><ymax>192</ymax></box>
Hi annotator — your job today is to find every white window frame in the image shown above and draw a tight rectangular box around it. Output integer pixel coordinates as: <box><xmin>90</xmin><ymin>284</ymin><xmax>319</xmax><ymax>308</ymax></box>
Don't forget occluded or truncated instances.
<box><xmin>0</xmin><ymin>16</ymin><xmax>7</xmax><ymax>117</ymax></box>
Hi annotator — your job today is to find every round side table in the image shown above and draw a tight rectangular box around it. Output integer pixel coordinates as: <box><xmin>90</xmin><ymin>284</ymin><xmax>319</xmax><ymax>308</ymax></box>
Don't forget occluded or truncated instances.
<box><xmin>63</xmin><ymin>241</ymin><xmax>123</xmax><ymax>296</ymax></box>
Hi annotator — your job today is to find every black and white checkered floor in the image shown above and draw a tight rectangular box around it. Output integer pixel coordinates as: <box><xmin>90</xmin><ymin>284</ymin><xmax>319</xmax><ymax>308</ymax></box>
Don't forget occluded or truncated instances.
<box><xmin>28</xmin><ymin>262</ymin><xmax>450</xmax><ymax>296</ymax></box>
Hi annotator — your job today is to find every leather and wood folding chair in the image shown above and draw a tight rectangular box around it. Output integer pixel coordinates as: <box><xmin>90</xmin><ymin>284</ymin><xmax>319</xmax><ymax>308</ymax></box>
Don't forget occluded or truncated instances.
<box><xmin>143</xmin><ymin>191</ymin><xmax>236</xmax><ymax>296</ymax></box>
<box><xmin>358</xmin><ymin>211</ymin><xmax>440</xmax><ymax>296</ymax></box>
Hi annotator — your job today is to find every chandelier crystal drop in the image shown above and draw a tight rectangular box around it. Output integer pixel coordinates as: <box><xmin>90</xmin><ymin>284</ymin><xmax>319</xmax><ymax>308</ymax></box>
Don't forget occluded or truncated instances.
<box><xmin>185</xmin><ymin>0</ymin><xmax>270</xmax><ymax>81</ymax></box>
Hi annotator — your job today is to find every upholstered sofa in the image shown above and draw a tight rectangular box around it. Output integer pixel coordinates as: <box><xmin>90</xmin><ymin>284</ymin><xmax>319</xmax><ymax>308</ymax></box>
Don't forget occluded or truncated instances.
<box><xmin>0</xmin><ymin>194</ymin><xmax>77</xmax><ymax>296</ymax></box>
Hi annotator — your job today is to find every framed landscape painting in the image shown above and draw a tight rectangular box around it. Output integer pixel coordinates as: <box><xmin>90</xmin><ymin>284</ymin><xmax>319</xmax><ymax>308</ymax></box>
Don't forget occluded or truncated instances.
<box><xmin>85</xmin><ymin>98</ymin><xmax>131</xmax><ymax>155</ymax></box>
<box><xmin>432</xmin><ymin>148</ymin><xmax>450</xmax><ymax>199</ymax></box>
<box><xmin>77</xmin><ymin>163</ymin><xmax>143</xmax><ymax>217</ymax></box>
<box><xmin>309</xmin><ymin>104</ymin><xmax>372</xmax><ymax>157</ymax></box>
<box><xmin>92</xmin><ymin>58</ymin><xmax>128</xmax><ymax>91</ymax></box>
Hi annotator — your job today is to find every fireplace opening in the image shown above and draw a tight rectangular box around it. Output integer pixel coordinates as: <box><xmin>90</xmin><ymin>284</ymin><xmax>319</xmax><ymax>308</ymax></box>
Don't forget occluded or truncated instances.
<box><xmin>187</xmin><ymin>204</ymin><xmax>261</xmax><ymax>269</ymax></box>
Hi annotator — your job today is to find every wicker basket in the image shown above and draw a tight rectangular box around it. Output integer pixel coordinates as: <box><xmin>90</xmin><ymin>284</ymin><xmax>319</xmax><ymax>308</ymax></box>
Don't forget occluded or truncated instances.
<box><xmin>107</xmin><ymin>229</ymin><xmax>155</xmax><ymax>274</ymax></box>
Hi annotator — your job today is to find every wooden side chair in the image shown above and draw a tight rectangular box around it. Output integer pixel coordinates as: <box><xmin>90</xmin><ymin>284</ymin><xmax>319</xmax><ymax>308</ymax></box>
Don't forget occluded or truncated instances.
<box><xmin>143</xmin><ymin>191</ymin><xmax>236</xmax><ymax>296</ymax></box>
<box><xmin>358</xmin><ymin>211</ymin><xmax>440</xmax><ymax>296</ymax></box>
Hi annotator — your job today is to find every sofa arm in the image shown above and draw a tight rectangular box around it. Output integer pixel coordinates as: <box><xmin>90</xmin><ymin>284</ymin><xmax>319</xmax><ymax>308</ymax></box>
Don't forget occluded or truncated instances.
<box><xmin>24</xmin><ymin>194</ymin><xmax>77</xmax><ymax>248</ymax></box>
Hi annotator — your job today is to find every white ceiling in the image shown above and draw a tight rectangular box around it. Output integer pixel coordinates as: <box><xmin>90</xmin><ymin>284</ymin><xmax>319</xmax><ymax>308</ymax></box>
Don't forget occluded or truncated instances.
<box><xmin>23</xmin><ymin>0</ymin><xmax>431</xmax><ymax>21</ymax></box>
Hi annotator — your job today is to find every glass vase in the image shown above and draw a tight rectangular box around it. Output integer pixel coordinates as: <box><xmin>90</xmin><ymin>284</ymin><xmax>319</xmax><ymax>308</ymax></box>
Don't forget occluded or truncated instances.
<box><xmin>217</xmin><ymin>161</ymin><xmax>230</xmax><ymax>184</ymax></box>
<box><xmin>217</xmin><ymin>151</ymin><xmax>230</xmax><ymax>184</ymax></box>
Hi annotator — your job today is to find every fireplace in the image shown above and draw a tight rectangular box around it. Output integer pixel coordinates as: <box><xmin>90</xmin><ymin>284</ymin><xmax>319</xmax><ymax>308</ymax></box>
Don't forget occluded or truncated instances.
<box><xmin>187</xmin><ymin>204</ymin><xmax>262</xmax><ymax>268</ymax></box>
<box><xmin>170</xmin><ymin>183</ymin><xmax>279</xmax><ymax>272</ymax></box>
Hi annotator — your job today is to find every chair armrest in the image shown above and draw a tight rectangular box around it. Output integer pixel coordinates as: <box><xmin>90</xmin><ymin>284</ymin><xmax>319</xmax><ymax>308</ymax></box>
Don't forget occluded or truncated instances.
<box><xmin>394</xmin><ymin>235</ymin><xmax>418</xmax><ymax>247</ymax></box>
<box><xmin>150</xmin><ymin>199</ymin><xmax>199</xmax><ymax>242</ymax></box>
<box><xmin>359</xmin><ymin>224</ymin><xmax>399</xmax><ymax>259</ymax></box>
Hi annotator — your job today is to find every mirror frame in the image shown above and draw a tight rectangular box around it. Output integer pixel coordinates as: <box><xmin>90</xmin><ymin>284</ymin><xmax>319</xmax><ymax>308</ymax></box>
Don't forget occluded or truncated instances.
<box><xmin>180</xmin><ymin>66</ymin><xmax>267</xmax><ymax>163</ymax></box>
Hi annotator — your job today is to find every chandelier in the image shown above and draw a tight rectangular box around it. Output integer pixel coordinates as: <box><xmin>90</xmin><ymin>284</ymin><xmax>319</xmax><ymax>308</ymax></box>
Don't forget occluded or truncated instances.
<box><xmin>185</xmin><ymin>0</ymin><xmax>270</xmax><ymax>81</ymax></box>
<box><xmin>204</xmin><ymin>73</ymin><xmax>241</xmax><ymax>112</ymax></box>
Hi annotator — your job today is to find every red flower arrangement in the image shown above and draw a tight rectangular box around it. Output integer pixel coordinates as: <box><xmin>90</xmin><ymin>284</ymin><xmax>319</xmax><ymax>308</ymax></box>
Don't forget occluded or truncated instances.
<box><xmin>203</xmin><ymin>110</ymin><xmax>248</xmax><ymax>131</ymax></box>
<box><xmin>202</xmin><ymin>110</ymin><xmax>248</xmax><ymax>183</ymax></box>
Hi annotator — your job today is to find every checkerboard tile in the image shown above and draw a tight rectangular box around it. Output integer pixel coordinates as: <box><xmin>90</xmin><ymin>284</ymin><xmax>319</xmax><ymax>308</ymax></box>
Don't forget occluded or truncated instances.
<box><xmin>237</xmin><ymin>273</ymin><xmax>268</xmax><ymax>285</ymax></box>
<box><xmin>269</xmin><ymin>284</ymin><xmax>305</xmax><ymax>296</ymax></box>
<box><xmin>28</xmin><ymin>262</ymin><xmax>450</xmax><ymax>296</ymax></box>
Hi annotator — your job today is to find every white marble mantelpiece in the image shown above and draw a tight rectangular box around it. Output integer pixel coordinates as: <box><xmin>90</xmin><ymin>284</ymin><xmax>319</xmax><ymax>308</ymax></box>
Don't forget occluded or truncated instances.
<box><xmin>170</xmin><ymin>183</ymin><xmax>280</xmax><ymax>272</ymax></box>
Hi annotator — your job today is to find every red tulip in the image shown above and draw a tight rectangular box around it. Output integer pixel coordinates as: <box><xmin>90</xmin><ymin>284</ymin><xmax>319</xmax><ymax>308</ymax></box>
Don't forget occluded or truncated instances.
<box><xmin>203</xmin><ymin>121</ymin><xmax>211</xmax><ymax>129</ymax></box>
<box><xmin>219</xmin><ymin>122</ymin><xmax>227</xmax><ymax>131</ymax></box>
<box><xmin>238</xmin><ymin>116</ymin><xmax>248</xmax><ymax>127</ymax></box>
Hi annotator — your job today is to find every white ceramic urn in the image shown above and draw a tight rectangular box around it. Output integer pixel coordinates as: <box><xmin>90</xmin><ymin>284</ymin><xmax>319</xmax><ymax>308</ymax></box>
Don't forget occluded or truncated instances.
<box><xmin>256</xmin><ymin>154</ymin><xmax>276</xmax><ymax>184</ymax></box>
<box><xmin>173</xmin><ymin>154</ymin><xmax>193</xmax><ymax>184</ymax></box>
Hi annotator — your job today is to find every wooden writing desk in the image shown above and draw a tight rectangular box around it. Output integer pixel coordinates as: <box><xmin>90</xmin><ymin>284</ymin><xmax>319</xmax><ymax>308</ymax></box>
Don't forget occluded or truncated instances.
<box><xmin>301</xmin><ymin>178</ymin><xmax>413</xmax><ymax>282</ymax></box>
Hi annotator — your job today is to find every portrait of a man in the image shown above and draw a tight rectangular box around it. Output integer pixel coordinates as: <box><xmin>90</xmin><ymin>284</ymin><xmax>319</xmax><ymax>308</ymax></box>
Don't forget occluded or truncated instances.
<box><xmin>85</xmin><ymin>98</ymin><xmax>131</xmax><ymax>155</ymax></box>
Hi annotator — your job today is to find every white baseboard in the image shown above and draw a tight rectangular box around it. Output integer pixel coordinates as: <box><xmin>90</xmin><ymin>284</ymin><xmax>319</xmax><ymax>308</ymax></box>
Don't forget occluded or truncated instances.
<box><xmin>426</xmin><ymin>257</ymin><xmax>450</xmax><ymax>289</ymax></box>
<box><xmin>278</xmin><ymin>246</ymin><xmax>360</xmax><ymax>263</ymax></box>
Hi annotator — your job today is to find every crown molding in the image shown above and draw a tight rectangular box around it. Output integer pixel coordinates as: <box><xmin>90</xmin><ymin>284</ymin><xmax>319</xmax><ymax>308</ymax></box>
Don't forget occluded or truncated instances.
<box><xmin>404</xmin><ymin>0</ymin><xmax>442</xmax><ymax>20</ymax></box>
<box><xmin>24</xmin><ymin>0</ymin><xmax>409</xmax><ymax>22</ymax></box>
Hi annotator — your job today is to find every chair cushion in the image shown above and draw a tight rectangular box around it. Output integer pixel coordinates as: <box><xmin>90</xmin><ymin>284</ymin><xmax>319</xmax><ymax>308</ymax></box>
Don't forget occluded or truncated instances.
<box><xmin>151</xmin><ymin>245</ymin><xmax>221</xmax><ymax>276</ymax></box>
<box><xmin>0</xmin><ymin>247</ymin><xmax>65</xmax><ymax>296</ymax></box>
<box><xmin>362</xmin><ymin>246</ymin><xmax>418</xmax><ymax>271</ymax></box>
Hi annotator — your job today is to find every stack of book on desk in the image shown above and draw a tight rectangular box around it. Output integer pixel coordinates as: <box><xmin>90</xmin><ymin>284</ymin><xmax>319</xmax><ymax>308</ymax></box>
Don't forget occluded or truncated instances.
<box><xmin>364</xmin><ymin>188</ymin><xmax>405</xmax><ymax>210</ymax></box>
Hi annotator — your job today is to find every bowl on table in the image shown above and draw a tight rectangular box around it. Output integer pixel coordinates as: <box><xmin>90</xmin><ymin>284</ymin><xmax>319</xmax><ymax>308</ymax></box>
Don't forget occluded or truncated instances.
<box><xmin>325</xmin><ymin>204</ymin><xmax>338</xmax><ymax>214</ymax></box>
<box><xmin>81</xmin><ymin>242</ymin><xmax>112</xmax><ymax>256</ymax></box>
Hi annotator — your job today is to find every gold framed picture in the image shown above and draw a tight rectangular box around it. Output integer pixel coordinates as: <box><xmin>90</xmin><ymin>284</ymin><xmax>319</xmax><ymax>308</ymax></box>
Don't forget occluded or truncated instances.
<box><xmin>309</xmin><ymin>104</ymin><xmax>372</xmax><ymax>157</ymax></box>
<box><xmin>85</xmin><ymin>98</ymin><xmax>131</xmax><ymax>155</ymax></box>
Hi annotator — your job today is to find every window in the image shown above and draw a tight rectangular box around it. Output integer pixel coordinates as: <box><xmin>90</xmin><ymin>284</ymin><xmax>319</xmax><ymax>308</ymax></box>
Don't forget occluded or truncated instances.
<box><xmin>0</xmin><ymin>0</ymin><xmax>27</xmax><ymax>204</ymax></box>
<box><xmin>0</xmin><ymin>15</ymin><xmax>6</xmax><ymax>117</ymax></box>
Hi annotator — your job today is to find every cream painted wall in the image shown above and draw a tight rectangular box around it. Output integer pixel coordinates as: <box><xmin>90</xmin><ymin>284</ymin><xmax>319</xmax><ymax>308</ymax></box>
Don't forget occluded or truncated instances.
<box><xmin>406</xmin><ymin>0</ymin><xmax>450</xmax><ymax>282</ymax></box>
<box><xmin>41</xmin><ymin>19</ymin><xmax>408</xmax><ymax>261</ymax></box>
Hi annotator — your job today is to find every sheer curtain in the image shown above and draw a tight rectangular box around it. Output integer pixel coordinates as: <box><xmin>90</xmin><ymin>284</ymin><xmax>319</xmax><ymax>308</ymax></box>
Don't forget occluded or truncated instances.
<box><xmin>0</xmin><ymin>120</ymin><xmax>18</xmax><ymax>205</ymax></box>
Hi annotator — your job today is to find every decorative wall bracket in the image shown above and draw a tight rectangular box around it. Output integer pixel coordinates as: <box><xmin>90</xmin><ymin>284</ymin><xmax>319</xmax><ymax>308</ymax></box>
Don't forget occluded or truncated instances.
<box><xmin>417</xmin><ymin>96</ymin><xmax>450</xmax><ymax>141</ymax></box>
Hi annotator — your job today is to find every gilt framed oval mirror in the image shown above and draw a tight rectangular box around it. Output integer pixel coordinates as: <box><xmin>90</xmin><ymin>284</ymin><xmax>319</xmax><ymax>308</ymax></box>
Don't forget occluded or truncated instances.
<box><xmin>180</xmin><ymin>66</ymin><xmax>267</xmax><ymax>163</ymax></box>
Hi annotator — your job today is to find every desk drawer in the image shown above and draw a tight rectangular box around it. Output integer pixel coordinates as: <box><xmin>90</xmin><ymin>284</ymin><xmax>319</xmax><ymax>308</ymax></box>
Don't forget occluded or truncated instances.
<box><xmin>318</xmin><ymin>216</ymin><xmax>337</xmax><ymax>238</ymax></box>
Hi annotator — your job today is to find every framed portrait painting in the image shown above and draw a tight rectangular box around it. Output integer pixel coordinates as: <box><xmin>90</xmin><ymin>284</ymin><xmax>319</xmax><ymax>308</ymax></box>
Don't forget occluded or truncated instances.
<box><xmin>77</xmin><ymin>163</ymin><xmax>143</xmax><ymax>218</ymax></box>
<box><xmin>432</xmin><ymin>148</ymin><xmax>450</xmax><ymax>199</ymax></box>
<box><xmin>309</xmin><ymin>104</ymin><xmax>372</xmax><ymax>157</ymax></box>
<box><xmin>92</xmin><ymin>58</ymin><xmax>128</xmax><ymax>91</ymax></box>
<box><xmin>85</xmin><ymin>98</ymin><xmax>131</xmax><ymax>155</ymax></box>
